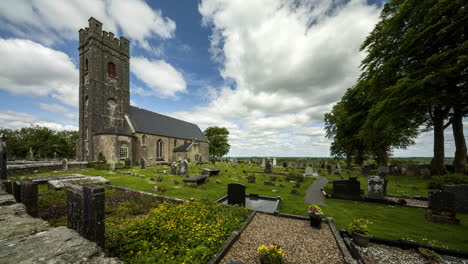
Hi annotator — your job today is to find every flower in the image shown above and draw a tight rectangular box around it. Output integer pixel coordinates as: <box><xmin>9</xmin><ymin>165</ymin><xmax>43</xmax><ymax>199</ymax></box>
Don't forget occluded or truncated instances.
<box><xmin>257</xmin><ymin>244</ymin><xmax>284</xmax><ymax>263</ymax></box>
<box><xmin>307</xmin><ymin>204</ymin><xmax>324</xmax><ymax>217</ymax></box>
<box><xmin>349</xmin><ymin>218</ymin><xmax>372</xmax><ymax>235</ymax></box>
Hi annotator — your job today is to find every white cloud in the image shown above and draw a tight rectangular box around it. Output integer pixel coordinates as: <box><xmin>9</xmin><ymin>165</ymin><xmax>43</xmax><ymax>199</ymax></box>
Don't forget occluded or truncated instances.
<box><xmin>39</xmin><ymin>103</ymin><xmax>78</xmax><ymax>123</ymax></box>
<box><xmin>131</xmin><ymin>57</ymin><xmax>187</xmax><ymax>97</ymax></box>
<box><xmin>0</xmin><ymin>0</ymin><xmax>175</xmax><ymax>49</ymax></box>
<box><xmin>0</xmin><ymin>110</ymin><xmax>78</xmax><ymax>131</ymax></box>
<box><xmin>0</xmin><ymin>38</ymin><xmax>78</xmax><ymax>107</ymax></box>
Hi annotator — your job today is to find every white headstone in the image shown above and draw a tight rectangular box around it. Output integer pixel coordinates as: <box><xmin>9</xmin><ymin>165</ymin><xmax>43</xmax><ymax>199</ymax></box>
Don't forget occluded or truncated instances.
<box><xmin>273</xmin><ymin>158</ymin><xmax>277</xmax><ymax>166</ymax></box>
<box><xmin>368</xmin><ymin>176</ymin><xmax>385</xmax><ymax>200</ymax></box>
<box><xmin>261</xmin><ymin>158</ymin><xmax>266</xmax><ymax>168</ymax></box>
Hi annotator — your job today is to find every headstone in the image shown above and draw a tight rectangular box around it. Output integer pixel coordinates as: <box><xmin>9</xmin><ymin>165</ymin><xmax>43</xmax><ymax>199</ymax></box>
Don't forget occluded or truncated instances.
<box><xmin>2</xmin><ymin>180</ymin><xmax>12</xmax><ymax>194</ymax></box>
<box><xmin>0</xmin><ymin>135</ymin><xmax>7</xmax><ymax>180</ymax></box>
<box><xmin>67</xmin><ymin>185</ymin><xmax>105</xmax><ymax>247</ymax></box>
<box><xmin>283</xmin><ymin>162</ymin><xmax>287</xmax><ymax>168</ymax></box>
<box><xmin>367</xmin><ymin>176</ymin><xmax>385</xmax><ymax>200</ymax></box>
<box><xmin>227</xmin><ymin>183</ymin><xmax>246</xmax><ymax>206</ymax></box>
<box><xmin>21</xmin><ymin>182</ymin><xmax>38</xmax><ymax>217</ymax></box>
<box><xmin>326</xmin><ymin>165</ymin><xmax>332</xmax><ymax>174</ymax></box>
<box><xmin>140</xmin><ymin>158</ymin><xmax>146</xmax><ymax>169</ymax></box>
<box><xmin>264</xmin><ymin>160</ymin><xmax>272</xmax><ymax>173</ymax></box>
<box><xmin>170</xmin><ymin>162</ymin><xmax>177</xmax><ymax>175</ymax></box>
<box><xmin>13</xmin><ymin>181</ymin><xmax>22</xmax><ymax>202</ymax></box>
<box><xmin>426</xmin><ymin>190</ymin><xmax>459</xmax><ymax>224</ymax></box>
<box><xmin>29</xmin><ymin>147</ymin><xmax>34</xmax><ymax>161</ymax></box>
<box><xmin>444</xmin><ymin>185</ymin><xmax>468</xmax><ymax>214</ymax></box>
<box><xmin>202</xmin><ymin>168</ymin><xmax>221</xmax><ymax>176</ymax></box>
<box><xmin>53</xmin><ymin>152</ymin><xmax>57</xmax><ymax>160</ymax></box>
<box><xmin>361</xmin><ymin>166</ymin><xmax>371</xmax><ymax>175</ymax></box>
<box><xmin>110</xmin><ymin>162</ymin><xmax>115</xmax><ymax>171</ymax></box>
<box><xmin>377</xmin><ymin>166</ymin><xmax>389</xmax><ymax>177</ymax></box>
<box><xmin>273</xmin><ymin>158</ymin><xmax>277</xmax><ymax>166</ymax></box>
<box><xmin>420</xmin><ymin>167</ymin><xmax>431</xmax><ymax>179</ymax></box>
<box><xmin>180</xmin><ymin>160</ymin><xmax>188</xmax><ymax>176</ymax></box>
<box><xmin>331</xmin><ymin>177</ymin><xmax>361</xmax><ymax>200</ymax></box>
<box><xmin>264</xmin><ymin>181</ymin><xmax>274</xmax><ymax>186</ymax></box>
<box><xmin>261</xmin><ymin>158</ymin><xmax>266</xmax><ymax>168</ymax></box>
<box><xmin>247</xmin><ymin>175</ymin><xmax>256</xmax><ymax>183</ymax></box>
<box><xmin>62</xmin><ymin>158</ymin><xmax>68</xmax><ymax>171</ymax></box>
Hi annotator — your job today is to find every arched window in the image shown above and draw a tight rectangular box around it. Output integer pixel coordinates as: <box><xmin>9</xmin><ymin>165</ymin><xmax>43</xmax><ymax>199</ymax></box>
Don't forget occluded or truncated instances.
<box><xmin>142</xmin><ymin>135</ymin><xmax>147</xmax><ymax>145</ymax></box>
<box><xmin>119</xmin><ymin>143</ymin><xmax>128</xmax><ymax>159</ymax></box>
<box><xmin>156</xmin><ymin>139</ymin><xmax>163</xmax><ymax>159</ymax></box>
<box><xmin>84</xmin><ymin>58</ymin><xmax>88</xmax><ymax>72</ymax></box>
<box><xmin>108</xmin><ymin>62</ymin><xmax>116</xmax><ymax>76</ymax></box>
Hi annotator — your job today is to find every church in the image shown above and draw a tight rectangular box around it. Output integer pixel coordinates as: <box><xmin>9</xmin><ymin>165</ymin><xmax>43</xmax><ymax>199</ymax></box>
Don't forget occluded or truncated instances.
<box><xmin>76</xmin><ymin>18</ymin><xmax>209</xmax><ymax>164</ymax></box>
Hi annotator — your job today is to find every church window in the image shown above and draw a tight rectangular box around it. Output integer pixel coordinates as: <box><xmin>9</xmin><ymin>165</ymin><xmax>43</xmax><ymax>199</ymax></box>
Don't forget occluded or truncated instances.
<box><xmin>108</xmin><ymin>62</ymin><xmax>116</xmax><ymax>76</ymax></box>
<box><xmin>119</xmin><ymin>143</ymin><xmax>128</xmax><ymax>159</ymax></box>
<box><xmin>157</xmin><ymin>139</ymin><xmax>163</xmax><ymax>158</ymax></box>
<box><xmin>142</xmin><ymin>135</ymin><xmax>147</xmax><ymax>145</ymax></box>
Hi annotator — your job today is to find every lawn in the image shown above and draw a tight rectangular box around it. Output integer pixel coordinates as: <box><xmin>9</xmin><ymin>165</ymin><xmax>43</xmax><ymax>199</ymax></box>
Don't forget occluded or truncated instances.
<box><xmin>17</xmin><ymin>162</ymin><xmax>468</xmax><ymax>252</ymax></box>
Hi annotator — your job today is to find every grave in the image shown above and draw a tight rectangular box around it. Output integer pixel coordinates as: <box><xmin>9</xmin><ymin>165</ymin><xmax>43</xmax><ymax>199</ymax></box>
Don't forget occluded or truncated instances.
<box><xmin>30</xmin><ymin>174</ymin><xmax>88</xmax><ymax>184</ymax></box>
<box><xmin>426</xmin><ymin>190</ymin><xmax>459</xmax><ymax>224</ymax></box>
<box><xmin>48</xmin><ymin>176</ymin><xmax>109</xmax><ymax>190</ymax></box>
<box><xmin>331</xmin><ymin>177</ymin><xmax>361</xmax><ymax>200</ymax></box>
<box><xmin>272</xmin><ymin>158</ymin><xmax>277</xmax><ymax>166</ymax></box>
<box><xmin>444</xmin><ymin>185</ymin><xmax>468</xmax><ymax>214</ymax></box>
<box><xmin>247</xmin><ymin>175</ymin><xmax>256</xmax><ymax>183</ymax></box>
<box><xmin>0</xmin><ymin>134</ymin><xmax>7</xmax><ymax>180</ymax></box>
<box><xmin>170</xmin><ymin>162</ymin><xmax>177</xmax><ymax>175</ymax></box>
<box><xmin>179</xmin><ymin>160</ymin><xmax>188</xmax><ymax>176</ymax></box>
<box><xmin>22</xmin><ymin>182</ymin><xmax>38</xmax><ymax>217</ymax></box>
<box><xmin>283</xmin><ymin>162</ymin><xmax>287</xmax><ymax>168</ymax></box>
<box><xmin>218</xmin><ymin>184</ymin><xmax>281</xmax><ymax>213</ymax></box>
<box><xmin>304</xmin><ymin>166</ymin><xmax>319</xmax><ymax>178</ymax></box>
<box><xmin>361</xmin><ymin>166</ymin><xmax>371</xmax><ymax>175</ymax></box>
<box><xmin>377</xmin><ymin>166</ymin><xmax>389</xmax><ymax>177</ymax></box>
<box><xmin>182</xmin><ymin>175</ymin><xmax>208</xmax><ymax>186</ymax></box>
<box><xmin>202</xmin><ymin>168</ymin><xmax>220</xmax><ymax>176</ymax></box>
<box><xmin>367</xmin><ymin>176</ymin><xmax>385</xmax><ymax>200</ymax></box>
<box><xmin>62</xmin><ymin>158</ymin><xmax>68</xmax><ymax>171</ymax></box>
<box><xmin>141</xmin><ymin>158</ymin><xmax>146</xmax><ymax>169</ymax></box>
<box><xmin>264</xmin><ymin>160</ymin><xmax>272</xmax><ymax>173</ymax></box>
<box><xmin>261</xmin><ymin>158</ymin><xmax>265</xmax><ymax>168</ymax></box>
<box><xmin>327</xmin><ymin>165</ymin><xmax>333</xmax><ymax>174</ymax></box>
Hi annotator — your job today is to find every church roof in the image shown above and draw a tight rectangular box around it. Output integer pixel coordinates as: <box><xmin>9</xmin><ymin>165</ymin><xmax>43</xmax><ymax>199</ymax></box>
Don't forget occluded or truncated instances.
<box><xmin>128</xmin><ymin>106</ymin><xmax>208</xmax><ymax>142</ymax></box>
<box><xmin>173</xmin><ymin>142</ymin><xmax>192</xmax><ymax>152</ymax></box>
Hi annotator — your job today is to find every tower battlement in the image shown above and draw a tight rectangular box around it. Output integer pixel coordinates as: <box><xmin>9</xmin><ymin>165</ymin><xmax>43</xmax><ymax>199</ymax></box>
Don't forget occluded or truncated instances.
<box><xmin>79</xmin><ymin>17</ymin><xmax>129</xmax><ymax>55</ymax></box>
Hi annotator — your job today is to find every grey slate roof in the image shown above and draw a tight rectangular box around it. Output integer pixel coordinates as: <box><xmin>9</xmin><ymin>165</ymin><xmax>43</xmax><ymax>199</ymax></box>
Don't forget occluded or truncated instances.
<box><xmin>129</xmin><ymin>106</ymin><xmax>208</xmax><ymax>142</ymax></box>
<box><xmin>173</xmin><ymin>142</ymin><xmax>192</xmax><ymax>152</ymax></box>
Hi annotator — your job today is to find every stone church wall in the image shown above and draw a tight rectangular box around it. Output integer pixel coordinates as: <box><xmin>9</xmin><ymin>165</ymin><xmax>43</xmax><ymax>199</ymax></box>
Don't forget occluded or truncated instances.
<box><xmin>93</xmin><ymin>135</ymin><xmax>133</xmax><ymax>163</ymax></box>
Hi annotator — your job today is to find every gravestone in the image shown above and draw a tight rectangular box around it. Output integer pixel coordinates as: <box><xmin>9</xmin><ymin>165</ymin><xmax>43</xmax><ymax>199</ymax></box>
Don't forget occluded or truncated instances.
<box><xmin>53</xmin><ymin>151</ymin><xmax>57</xmax><ymax>160</ymax></box>
<box><xmin>180</xmin><ymin>160</ymin><xmax>188</xmax><ymax>176</ymax></box>
<box><xmin>420</xmin><ymin>167</ymin><xmax>431</xmax><ymax>179</ymax></box>
<box><xmin>170</xmin><ymin>162</ymin><xmax>177</xmax><ymax>175</ymax></box>
<box><xmin>361</xmin><ymin>166</ymin><xmax>371</xmax><ymax>175</ymax></box>
<box><xmin>67</xmin><ymin>185</ymin><xmax>105</xmax><ymax>247</ymax></box>
<box><xmin>273</xmin><ymin>158</ymin><xmax>277</xmax><ymax>166</ymax></box>
<box><xmin>304</xmin><ymin>166</ymin><xmax>317</xmax><ymax>177</ymax></box>
<box><xmin>140</xmin><ymin>158</ymin><xmax>146</xmax><ymax>170</ymax></box>
<box><xmin>28</xmin><ymin>147</ymin><xmax>34</xmax><ymax>161</ymax></box>
<box><xmin>227</xmin><ymin>183</ymin><xmax>246</xmax><ymax>206</ymax></box>
<box><xmin>0</xmin><ymin>134</ymin><xmax>7</xmax><ymax>180</ymax></box>
<box><xmin>22</xmin><ymin>182</ymin><xmax>38</xmax><ymax>217</ymax></box>
<box><xmin>283</xmin><ymin>162</ymin><xmax>287</xmax><ymax>168</ymax></box>
<box><xmin>62</xmin><ymin>158</ymin><xmax>68</xmax><ymax>171</ymax></box>
<box><xmin>110</xmin><ymin>162</ymin><xmax>115</xmax><ymax>171</ymax></box>
<box><xmin>13</xmin><ymin>181</ymin><xmax>21</xmax><ymax>202</ymax></box>
<box><xmin>444</xmin><ymin>185</ymin><xmax>468</xmax><ymax>214</ymax></box>
<box><xmin>367</xmin><ymin>176</ymin><xmax>385</xmax><ymax>200</ymax></box>
<box><xmin>182</xmin><ymin>175</ymin><xmax>208</xmax><ymax>186</ymax></box>
<box><xmin>426</xmin><ymin>190</ymin><xmax>459</xmax><ymax>224</ymax></box>
<box><xmin>377</xmin><ymin>166</ymin><xmax>389</xmax><ymax>177</ymax></box>
<box><xmin>2</xmin><ymin>180</ymin><xmax>12</xmax><ymax>194</ymax></box>
<box><xmin>264</xmin><ymin>160</ymin><xmax>272</xmax><ymax>173</ymax></box>
<box><xmin>261</xmin><ymin>158</ymin><xmax>266</xmax><ymax>168</ymax></box>
<box><xmin>331</xmin><ymin>177</ymin><xmax>361</xmax><ymax>200</ymax></box>
<box><xmin>202</xmin><ymin>168</ymin><xmax>220</xmax><ymax>176</ymax></box>
<box><xmin>326</xmin><ymin>165</ymin><xmax>332</xmax><ymax>174</ymax></box>
<box><xmin>247</xmin><ymin>175</ymin><xmax>256</xmax><ymax>183</ymax></box>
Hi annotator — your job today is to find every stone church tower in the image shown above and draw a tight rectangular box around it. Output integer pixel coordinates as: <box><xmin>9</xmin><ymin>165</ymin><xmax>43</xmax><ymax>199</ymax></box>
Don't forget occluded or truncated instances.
<box><xmin>77</xmin><ymin>17</ymin><xmax>132</xmax><ymax>161</ymax></box>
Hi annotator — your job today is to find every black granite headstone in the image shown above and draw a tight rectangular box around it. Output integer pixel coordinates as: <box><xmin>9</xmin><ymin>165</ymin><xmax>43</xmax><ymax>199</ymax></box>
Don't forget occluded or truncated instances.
<box><xmin>445</xmin><ymin>185</ymin><xmax>468</xmax><ymax>214</ymax></box>
<box><xmin>427</xmin><ymin>190</ymin><xmax>459</xmax><ymax>224</ymax></box>
<box><xmin>227</xmin><ymin>183</ymin><xmax>246</xmax><ymax>206</ymax></box>
<box><xmin>141</xmin><ymin>158</ymin><xmax>146</xmax><ymax>169</ymax></box>
<box><xmin>21</xmin><ymin>182</ymin><xmax>38</xmax><ymax>217</ymax></box>
<box><xmin>13</xmin><ymin>181</ymin><xmax>21</xmax><ymax>202</ymax></box>
<box><xmin>331</xmin><ymin>177</ymin><xmax>361</xmax><ymax>200</ymax></box>
<box><xmin>283</xmin><ymin>162</ymin><xmax>287</xmax><ymax>168</ymax></box>
<box><xmin>265</xmin><ymin>160</ymin><xmax>272</xmax><ymax>173</ymax></box>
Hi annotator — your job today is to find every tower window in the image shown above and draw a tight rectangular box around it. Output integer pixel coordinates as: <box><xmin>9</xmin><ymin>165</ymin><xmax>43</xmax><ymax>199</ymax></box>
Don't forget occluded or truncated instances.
<box><xmin>120</xmin><ymin>143</ymin><xmax>128</xmax><ymax>159</ymax></box>
<box><xmin>108</xmin><ymin>62</ymin><xmax>116</xmax><ymax>76</ymax></box>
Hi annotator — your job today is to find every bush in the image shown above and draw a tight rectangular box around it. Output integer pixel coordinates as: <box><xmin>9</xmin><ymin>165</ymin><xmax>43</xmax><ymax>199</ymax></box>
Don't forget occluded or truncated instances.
<box><xmin>428</xmin><ymin>174</ymin><xmax>468</xmax><ymax>190</ymax></box>
<box><xmin>98</xmin><ymin>152</ymin><xmax>106</xmax><ymax>163</ymax></box>
<box><xmin>285</xmin><ymin>171</ymin><xmax>304</xmax><ymax>183</ymax></box>
<box><xmin>124</xmin><ymin>158</ymin><xmax>131</xmax><ymax>169</ymax></box>
<box><xmin>349</xmin><ymin>218</ymin><xmax>372</xmax><ymax>235</ymax></box>
<box><xmin>105</xmin><ymin>201</ymin><xmax>251</xmax><ymax>264</ymax></box>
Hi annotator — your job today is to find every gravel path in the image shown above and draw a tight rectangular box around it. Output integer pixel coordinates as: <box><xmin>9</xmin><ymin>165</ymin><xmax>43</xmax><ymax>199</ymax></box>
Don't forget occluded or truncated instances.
<box><xmin>304</xmin><ymin>176</ymin><xmax>328</xmax><ymax>206</ymax></box>
<box><xmin>220</xmin><ymin>213</ymin><xmax>344</xmax><ymax>264</ymax></box>
<box><xmin>355</xmin><ymin>243</ymin><xmax>468</xmax><ymax>264</ymax></box>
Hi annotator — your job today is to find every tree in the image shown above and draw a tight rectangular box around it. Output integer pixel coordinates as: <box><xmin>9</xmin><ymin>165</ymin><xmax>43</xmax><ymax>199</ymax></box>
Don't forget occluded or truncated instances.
<box><xmin>204</xmin><ymin>127</ymin><xmax>230</xmax><ymax>159</ymax></box>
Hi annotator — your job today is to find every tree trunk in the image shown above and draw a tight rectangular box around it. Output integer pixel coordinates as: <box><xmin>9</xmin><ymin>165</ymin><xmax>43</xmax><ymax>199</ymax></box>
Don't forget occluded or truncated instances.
<box><xmin>346</xmin><ymin>152</ymin><xmax>353</xmax><ymax>169</ymax></box>
<box><xmin>355</xmin><ymin>146</ymin><xmax>365</xmax><ymax>166</ymax></box>
<box><xmin>376</xmin><ymin>147</ymin><xmax>389</xmax><ymax>167</ymax></box>
<box><xmin>430</xmin><ymin>107</ymin><xmax>446</xmax><ymax>175</ymax></box>
<box><xmin>452</xmin><ymin>107</ymin><xmax>467</xmax><ymax>174</ymax></box>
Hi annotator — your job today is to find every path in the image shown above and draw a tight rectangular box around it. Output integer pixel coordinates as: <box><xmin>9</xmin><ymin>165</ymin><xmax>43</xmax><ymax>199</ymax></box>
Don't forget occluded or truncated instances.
<box><xmin>305</xmin><ymin>176</ymin><xmax>329</xmax><ymax>206</ymax></box>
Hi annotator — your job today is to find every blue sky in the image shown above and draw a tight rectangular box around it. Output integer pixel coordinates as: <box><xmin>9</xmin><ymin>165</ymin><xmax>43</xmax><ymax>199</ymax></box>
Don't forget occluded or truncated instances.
<box><xmin>0</xmin><ymin>0</ymin><xmax>465</xmax><ymax>157</ymax></box>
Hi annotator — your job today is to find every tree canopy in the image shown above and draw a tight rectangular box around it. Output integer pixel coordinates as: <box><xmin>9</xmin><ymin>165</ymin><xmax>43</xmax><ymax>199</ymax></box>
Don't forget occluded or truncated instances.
<box><xmin>0</xmin><ymin>126</ymin><xmax>78</xmax><ymax>159</ymax></box>
<box><xmin>203</xmin><ymin>126</ymin><xmax>230</xmax><ymax>159</ymax></box>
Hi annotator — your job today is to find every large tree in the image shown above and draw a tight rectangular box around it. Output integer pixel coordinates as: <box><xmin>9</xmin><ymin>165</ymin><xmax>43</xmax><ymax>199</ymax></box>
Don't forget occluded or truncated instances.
<box><xmin>203</xmin><ymin>126</ymin><xmax>230</xmax><ymax>159</ymax></box>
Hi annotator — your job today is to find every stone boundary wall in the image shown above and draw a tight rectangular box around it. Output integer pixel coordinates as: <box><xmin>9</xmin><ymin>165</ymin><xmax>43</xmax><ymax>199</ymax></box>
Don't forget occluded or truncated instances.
<box><xmin>7</xmin><ymin>161</ymin><xmax>88</xmax><ymax>176</ymax></box>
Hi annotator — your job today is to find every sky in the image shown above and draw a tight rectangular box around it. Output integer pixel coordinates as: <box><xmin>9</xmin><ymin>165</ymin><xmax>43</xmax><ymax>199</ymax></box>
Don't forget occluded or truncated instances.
<box><xmin>0</xmin><ymin>0</ymin><xmax>465</xmax><ymax>157</ymax></box>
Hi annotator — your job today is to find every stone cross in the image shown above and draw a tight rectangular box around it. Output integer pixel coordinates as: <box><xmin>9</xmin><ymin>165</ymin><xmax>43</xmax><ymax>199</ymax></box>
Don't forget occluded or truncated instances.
<box><xmin>227</xmin><ymin>183</ymin><xmax>246</xmax><ymax>206</ymax></box>
<box><xmin>62</xmin><ymin>158</ymin><xmax>68</xmax><ymax>171</ymax></box>
<box><xmin>0</xmin><ymin>134</ymin><xmax>7</xmax><ymax>180</ymax></box>
<box><xmin>367</xmin><ymin>176</ymin><xmax>385</xmax><ymax>200</ymax></box>
<box><xmin>170</xmin><ymin>162</ymin><xmax>177</xmax><ymax>175</ymax></box>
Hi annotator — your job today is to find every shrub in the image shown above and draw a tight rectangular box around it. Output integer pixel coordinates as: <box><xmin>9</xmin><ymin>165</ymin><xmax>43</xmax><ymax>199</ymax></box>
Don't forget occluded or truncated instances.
<box><xmin>98</xmin><ymin>152</ymin><xmax>106</xmax><ymax>163</ymax></box>
<box><xmin>428</xmin><ymin>174</ymin><xmax>468</xmax><ymax>190</ymax></box>
<box><xmin>285</xmin><ymin>171</ymin><xmax>304</xmax><ymax>183</ymax></box>
<box><xmin>124</xmin><ymin>158</ymin><xmax>131</xmax><ymax>169</ymax></box>
<box><xmin>105</xmin><ymin>201</ymin><xmax>251</xmax><ymax>264</ymax></box>
<box><xmin>349</xmin><ymin>218</ymin><xmax>372</xmax><ymax>235</ymax></box>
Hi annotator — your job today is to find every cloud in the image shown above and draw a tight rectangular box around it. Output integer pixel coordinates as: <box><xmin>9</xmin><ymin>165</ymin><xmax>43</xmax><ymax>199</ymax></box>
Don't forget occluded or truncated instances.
<box><xmin>39</xmin><ymin>103</ymin><xmax>78</xmax><ymax>123</ymax></box>
<box><xmin>0</xmin><ymin>110</ymin><xmax>78</xmax><ymax>131</ymax></box>
<box><xmin>131</xmin><ymin>57</ymin><xmax>187</xmax><ymax>97</ymax></box>
<box><xmin>0</xmin><ymin>38</ymin><xmax>78</xmax><ymax>107</ymax></box>
<box><xmin>0</xmin><ymin>0</ymin><xmax>175</xmax><ymax>49</ymax></box>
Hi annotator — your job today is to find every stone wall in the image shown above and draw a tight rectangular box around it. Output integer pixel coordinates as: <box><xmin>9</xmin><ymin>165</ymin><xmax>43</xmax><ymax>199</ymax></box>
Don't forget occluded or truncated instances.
<box><xmin>93</xmin><ymin>134</ymin><xmax>133</xmax><ymax>164</ymax></box>
<box><xmin>7</xmin><ymin>161</ymin><xmax>88</xmax><ymax>177</ymax></box>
